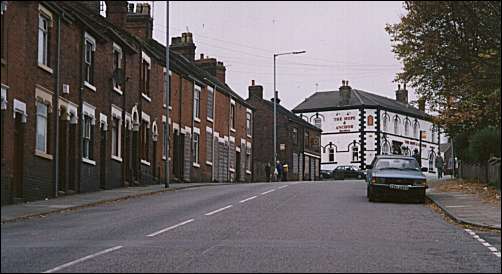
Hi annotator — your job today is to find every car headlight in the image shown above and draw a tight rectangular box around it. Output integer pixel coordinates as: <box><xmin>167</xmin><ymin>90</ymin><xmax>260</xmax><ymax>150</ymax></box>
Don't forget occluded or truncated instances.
<box><xmin>414</xmin><ymin>179</ymin><xmax>426</xmax><ymax>186</ymax></box>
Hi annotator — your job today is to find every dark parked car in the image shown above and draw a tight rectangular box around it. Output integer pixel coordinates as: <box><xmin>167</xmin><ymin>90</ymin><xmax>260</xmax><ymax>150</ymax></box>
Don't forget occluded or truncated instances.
<box><xmin>332</xmin><ymin>165</ymin><xmax>366</xmax><ymax>180</ymax></box>
<box><xmin>320</xmin><ymin>169</ymin><xmax>332</xmax><ymax>180</ymax></box>
<box><xmin>366</xmin><ymin>155</ymin><xmax>428</xmax><ymax>203</ymax></box>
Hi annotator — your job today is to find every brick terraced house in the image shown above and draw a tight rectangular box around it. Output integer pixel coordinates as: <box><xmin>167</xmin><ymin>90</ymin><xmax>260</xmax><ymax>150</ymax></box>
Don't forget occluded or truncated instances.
<box><xmin>0</xmin><ymin>1</ymin><xmax>253</xmax><ymax>205</ymax></box>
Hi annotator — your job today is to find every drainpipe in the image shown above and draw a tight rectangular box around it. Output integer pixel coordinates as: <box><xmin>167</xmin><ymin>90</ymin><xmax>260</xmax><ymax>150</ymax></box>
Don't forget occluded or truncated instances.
<box><xmin>228</xmin><ymin>95</ymin><xmax>231</xmax><ymax>182</ymax></box>
<box><xmin>52</xmin><ymin>12</ymin><xmax>62</xmax><ymax>198</ymax></box>
<box><xmin>121</xmin><ymin>52</ymin><xmax>127</xmax><ymax>186</ymax></box>
<box><xmin>78</xmin><ymin>30</ymin><xmax>85</xmax><ymax>193</ymax></box>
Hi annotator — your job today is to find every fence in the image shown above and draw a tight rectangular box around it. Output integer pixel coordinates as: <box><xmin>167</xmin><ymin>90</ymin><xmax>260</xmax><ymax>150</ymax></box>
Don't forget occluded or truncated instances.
<box><xmin>459</xmin><ymin>157</ymin><xmax>501</xmax><ymax>190</ymax></box>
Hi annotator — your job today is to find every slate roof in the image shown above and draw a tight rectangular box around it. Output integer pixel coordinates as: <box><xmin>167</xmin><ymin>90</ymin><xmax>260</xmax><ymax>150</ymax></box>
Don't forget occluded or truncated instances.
<box><xmin>253</xmin><ymin>98</ymin><xmax>321</xmax><ymax>131</ymax></box>
<box><xmin>292</xmin><ymin>88</ymin><xmax>431</xmax><ymax>120</ymax></box>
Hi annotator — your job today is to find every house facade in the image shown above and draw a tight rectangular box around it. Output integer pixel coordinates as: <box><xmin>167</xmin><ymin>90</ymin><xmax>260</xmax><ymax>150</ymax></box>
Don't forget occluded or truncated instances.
<box><xmin>293</xmin><ymin>81</ymin><xmax>440</xmax><ymax>173</ymax></box>
<box><xmin>0</xmin><ymin>1</ymin><xmax>253</xmax><ymax>205</ymax></box>
<box><xmin>246</xmin><ymin>81</ymin><xmax>322</xmax><ymax>182</ymax></box>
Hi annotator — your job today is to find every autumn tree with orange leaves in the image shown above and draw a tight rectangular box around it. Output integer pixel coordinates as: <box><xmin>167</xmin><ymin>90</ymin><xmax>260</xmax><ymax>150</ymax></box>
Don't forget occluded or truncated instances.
<box><xmin>386</xmin><ymin>1</ymin><xmax>500</xmax><ymax>138</ymax></box>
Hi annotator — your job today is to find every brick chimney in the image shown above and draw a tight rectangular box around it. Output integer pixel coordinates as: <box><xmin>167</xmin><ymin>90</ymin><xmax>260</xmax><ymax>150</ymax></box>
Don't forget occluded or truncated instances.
<box><xmin>194</xmin><ymin>54</ymin><xmax>226</xmax><ymax>83</ymax></box>
<box><xmin>395</xmin><ymin>83</ymin><xmax>408</xmax><ymax>104</ymax></box>
<box><xmin>79</xmin><ymin>1</ymin><xmax>101</xmax><ymax>14</ymax></box>
<box><xmin>170</xmin><ymin>32</ymin><xmax>196</xmax><ymax>61</ymax></box>
<box><xmin>248</xmin><ymin>80</ymin><xmax>263</xmax><ymax>99</ymax></box>
<box><xmin>339</xmin><ymin>80</ymin><xmax>352</xmax><ymax>105</ymax></box>
<box><xmin>124</xmin><ymin>3</ymin><xmax>153</xmax><ymax>40</ymax></box>
<box><xmin>106</xmin><ymin>1</ymin><xmax>128</xmax><ymax>28</ymax></box>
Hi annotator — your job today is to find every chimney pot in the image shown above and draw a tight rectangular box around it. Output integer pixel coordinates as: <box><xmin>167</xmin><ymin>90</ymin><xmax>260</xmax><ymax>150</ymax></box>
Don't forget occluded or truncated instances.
<box><xmin>200</xmin><ymin>53</ymin><xmax>204</xmax><ymax>59</ymax></box>
<box><xmin>251</xmin><ymin>80</ymin><xmax>255</xmax><ymax>86</ymax></box>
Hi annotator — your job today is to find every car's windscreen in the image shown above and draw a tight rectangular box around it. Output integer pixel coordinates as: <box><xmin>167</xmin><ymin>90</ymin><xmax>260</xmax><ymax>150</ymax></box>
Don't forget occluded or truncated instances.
<box><xmin>374</xmin><ymin>158</ymin><xmax>420</xmax><ymax>170</ymax></box>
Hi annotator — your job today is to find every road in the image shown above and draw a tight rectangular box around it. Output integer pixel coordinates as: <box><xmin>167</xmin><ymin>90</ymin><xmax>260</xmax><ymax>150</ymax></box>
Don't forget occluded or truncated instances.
<box><xmin>1</xmin><ymin>180</ymin><xmax>500</xmax><ymax>273</ymax></box>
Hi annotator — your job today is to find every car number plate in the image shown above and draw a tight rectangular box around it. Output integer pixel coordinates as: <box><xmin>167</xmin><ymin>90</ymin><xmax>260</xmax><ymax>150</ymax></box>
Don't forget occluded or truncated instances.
<box><xmin>389</xmin><ymin>184</ymin><xmax>409</xmax><ymax>190</ymax></box>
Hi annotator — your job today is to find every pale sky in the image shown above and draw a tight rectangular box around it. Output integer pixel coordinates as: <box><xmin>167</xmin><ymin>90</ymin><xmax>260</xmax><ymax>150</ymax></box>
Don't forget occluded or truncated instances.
<box><xmin>143</xmin><ymin>1</ymin><xmax>413</xmax><ymax>110</ymax></box>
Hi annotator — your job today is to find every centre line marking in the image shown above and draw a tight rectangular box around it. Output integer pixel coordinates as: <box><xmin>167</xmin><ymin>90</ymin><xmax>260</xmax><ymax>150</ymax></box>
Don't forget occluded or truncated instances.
<box><xmin>240</xmin><ymin>196</ymin><xmax>257</xmax><ymax>203</ymax></box>
<box><xmin>445</xmin><ymin>205</ymin><xmax>468</xmax><ymax>208</ymax></box>
<box><xmin>146</xmin><ymin>219</ymin><xmax>195</xmax><ymax>237</ymax></box>
<box><xmin>261</xmin><ymin>189</ymin><xmax>276</xmax><ymax>195</ymax></box>
<box><xmin>278</xmin><ymin>185</ymin><xmax>288</xmax><ymax>189</ymax></box>
<box><xmin>205</xmin><ymin>205</ymin><xmax>233</xmax><ymax>216</ymax></box>
<box><xmin>43</xmin><ymin>245</ymin><xmax>123</xmax><ymax>273</ymax></box>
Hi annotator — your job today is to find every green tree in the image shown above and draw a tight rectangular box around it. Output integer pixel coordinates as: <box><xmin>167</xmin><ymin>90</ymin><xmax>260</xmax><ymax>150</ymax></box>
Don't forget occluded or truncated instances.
<box><xmin>386</xmin><ymin>1</ymin><xmax>501</xmax><ymax>137</ymax></box>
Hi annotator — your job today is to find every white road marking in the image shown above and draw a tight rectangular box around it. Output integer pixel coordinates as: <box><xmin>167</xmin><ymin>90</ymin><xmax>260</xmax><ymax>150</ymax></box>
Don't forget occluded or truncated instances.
<box><xmin>239</xmin><ymin>196</ymin><xmax>257</xmax><ymax>203</ymax></box>
<box><xmin>488</xmin><ymin>247</ymin><xmax>498</xmax><ymax>252</ymax></box>
<box><xmin>445</xmin><ymin>205</ymin><xmax>468</xmax><ymax>208</ymax></box>
<box><xmin>278</xmin><ymin>185</ymin><xmax>288</xmax><ymax>189</ymax></box>
<box><xmin>261</xmin><ymin>189</ymin><xmax>276</xmax><ymax>195</ymax></box>
<box><xmin>146</xmin><ymin>219</ymin><xmax>195</xmax><ymax>237</ymax></box>
<box><xmin>205</xmin><ymin>205</ymin><xmax>233</xmax><ymax>216</ymax></box>
<box><xmin>42</xmin><ymin>246</ymin><xmax>123</xmax><ymax>273</ymax></box>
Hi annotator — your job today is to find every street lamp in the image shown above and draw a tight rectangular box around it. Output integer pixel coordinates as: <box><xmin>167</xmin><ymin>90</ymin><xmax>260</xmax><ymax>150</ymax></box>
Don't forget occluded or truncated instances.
<box><xmin>273</xmin><ymin>50</ymin><xmax>306</xmax><ymax>180</ymax></box>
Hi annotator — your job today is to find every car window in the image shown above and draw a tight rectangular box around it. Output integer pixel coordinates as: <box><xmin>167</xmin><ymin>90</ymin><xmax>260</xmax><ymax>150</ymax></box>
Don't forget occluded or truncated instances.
<box><xmin>374</xmin><ymin>158</ymin><xmax>420</xmax><ymax>170</ymax></box>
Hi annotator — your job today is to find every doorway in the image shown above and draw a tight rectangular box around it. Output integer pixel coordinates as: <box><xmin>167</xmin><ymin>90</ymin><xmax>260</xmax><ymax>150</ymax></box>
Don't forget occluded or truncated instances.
<box><xmin>100</xmin><ymin>125</ymin><xmax>107</xmax><ymax>189</ymax></box>
<box><xmin>13</xmin><ymin>114</ymin><xmax>24</xmax><ymax>200</ymax></box>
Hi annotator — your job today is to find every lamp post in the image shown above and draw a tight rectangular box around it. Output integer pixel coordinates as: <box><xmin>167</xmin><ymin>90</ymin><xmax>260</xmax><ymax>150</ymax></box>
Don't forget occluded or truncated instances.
<box><xmin>273</xmin><ymin>51</ymin><xmax>305</xmax><ymax>180</ymax></box>
<box><xmin>164</xmin><ymin>1</ymin><xmax>170</xmax><ymax>188</ymax></box>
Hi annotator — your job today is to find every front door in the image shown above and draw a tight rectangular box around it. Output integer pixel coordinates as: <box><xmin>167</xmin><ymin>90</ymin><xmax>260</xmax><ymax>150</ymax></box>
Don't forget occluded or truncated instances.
<box><xmin>58</xmin><ymin>117</ymin><xmax>67</xmax><ymax>194</ymax></box>
<box><xmin>13</xmin><ymin>114</ymin><xmax>24</xmax><ymax>200</ymax></box>
<box><xmin>100</xmin><ymin>126</ymin><xmax>106</xmax><ymax>189</ymax></box>
<box><xmin>236</xmin><ymin>151</ymin><xmax>241</xmax><ymax>182</ymax></box>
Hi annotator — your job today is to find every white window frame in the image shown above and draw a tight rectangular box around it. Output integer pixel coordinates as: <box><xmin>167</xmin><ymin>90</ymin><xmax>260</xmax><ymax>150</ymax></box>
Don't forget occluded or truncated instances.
<box><xmin>112</xmin><ymin>43</ymin><xmax>123</xmax><ymax>94</ymax></box>
<box><xmin>35</xmin><ymin>101</ymin><xmax>49</xmax><ymax>154</ymax></box>
<box><xmin>141</xmin><ymin>51</ymin><xmax>151</xmax><ymax>101</ymax></box>
<box><xmin>246</xmin><ymin>108</ymin><xmax>252</xmax><ymax>138</ymax></box>
<box><xmin>206</xmin><ymin>127</ymin><xmax>213</xmax><ymax>166</ymax></box>
<box><xmin>207</xmin><ymin>86</ymin><xmax>214</xmax><ymax>122</ymax></box>
<box><xmin>84</xmin><ymin>32</ymin><xmax>96</xmax><ymax>90</ymax></box>
<box><xmin>140</xmin><ymin>112</ymin><xmax>151</xmax><ymax>165</ymax></box>
<box><xmin>82</xmin><ymin>102</ymin><xmax>96</xmax><ymax>164</ymax></box>
<box><xmin>230</xmin><ymin>99</ymin><xmax>236</xmax><ymax>132</ymax></box>
<box><xmin>193</xmin><ymin>127</ymin><xmax>200</xmax><ymax>167</ymax></box>
<box><xmin>37</xmin><ymin>5</ymin><xmax>53</xmax><ymax>73</ymax></box>
<box><xmin>111</xmin><ymin>105</ymin><xmax>122</xmax><ymax>161</ymax></box>
<box><xmin>194</xmin><ymin>84</ymin><xmax>201</xmax><ymax>122</ymax></box>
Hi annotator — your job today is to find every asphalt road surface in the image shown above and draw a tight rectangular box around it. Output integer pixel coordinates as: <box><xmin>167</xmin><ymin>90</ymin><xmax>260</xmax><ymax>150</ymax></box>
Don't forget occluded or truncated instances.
<box><xmin>2</xmin><ymin>180</ymin><xmax>501</xmax><ymax>273</ymax></box>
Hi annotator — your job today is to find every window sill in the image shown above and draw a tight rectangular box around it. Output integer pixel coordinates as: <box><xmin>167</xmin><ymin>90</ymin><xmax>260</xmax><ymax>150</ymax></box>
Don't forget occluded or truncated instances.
<box><xmin>162</xmin><ymin>156</ymin><xmax>171</xmax><ymax>161</ymax></box>
<box><xmin>194</xmin><ymin>117</ymin><xmax>201</xmax><ymax>123</ymax></box>
<box><xmin>246</xmin><ymin>170</ymin><xmax>252</xmax><ymax>175</ymax></box>
<box><xmin>230</xmin><ymin>128</ymin><xmax>236</xmax><ymax>133</ymax></box>
<box><xmin>35</xmin><ymin>150</ymin><xmax>53</xmax><ymax>160</ymax></box>
<box><xmin>193</xmin><ymin>162</ymin><xmax>200</xmax><ymax>168</ymax></box>
<box><xmin>141</xmin><ymin>159</ymin><xmax>151</xmax><ymax>166</ymax></box>
<box><xmin>142</xmin><ymin>93</ymin><xmax>151</xmax><ymax>102</ymax></box>
<box><xmin>38</xmin><ymin>63</ymin><xmax>53</xmax><ymax>74</ymax></box>
<box><xmin>247</xmin><ymin>134</ymin><xmax>252</xmax><ymax>139</ymax></box>
<box><xmin>229</xmin><ymin>168</ymin><xmax>235</xmax><ymax>173</ymax></box>
<box><xmin>82</xmin><ymin>158</ymin><xmax>96</xmax><ymax>166</ymax></box>
<box><xmin>113</xmin><ymin>87</ymin><xmax>123</xmax><ymax>95</ymax></box>
<box><xmin>84</xmin><ymin>81</ymin><xmax>96</xmax><ymax>92</ymax></box>
<box><xmin>207</xmin><ymin>117</ymin><xmax>214</xmax><ymax>123</ymax></box>
<box><xmin>111</xmin><ymin>155</ymin><xmax>123</xmax><ymax>162</ymax></box>
<box><xmin>1</xmin><ymin>58</ymin><xmax>7</xmax><ymax>66</ymax></box>
<box><xmin>206</xmin><ymin>161</ymin><xmax>213</xmax><ymax>166</ymax></box>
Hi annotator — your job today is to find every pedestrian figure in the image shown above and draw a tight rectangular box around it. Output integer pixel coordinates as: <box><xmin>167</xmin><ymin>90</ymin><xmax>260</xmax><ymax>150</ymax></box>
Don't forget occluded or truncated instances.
<box><xmin>276</xmin><ymin>161</ymin><xmax>283</xmax><ymax>182</ymax></box>
<box><xmin>435</xmin><ymin>154</ymin><xmax>444</xmax><ymax>179</ymax></box>
<box><xmin>413</xmin><ymin>148</ymin><xmax>421</xmax><ymax>166</ymax></box>
<box><xmin>282</xmin><ymin>163</ymin><xmax>289</xmax><ymax>182</ymax></box>
<box><xmin>265</xmin><ymin>162</ymin><xmax>271</xmax><ymax>182</ymax></box>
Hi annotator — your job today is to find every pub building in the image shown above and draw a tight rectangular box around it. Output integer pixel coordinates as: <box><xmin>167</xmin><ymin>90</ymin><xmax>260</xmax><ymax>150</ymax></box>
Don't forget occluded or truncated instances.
<box><xmin>292</xmin><ymin>80</ymin><xmax>440</xmax><ymax>172</ymax></box>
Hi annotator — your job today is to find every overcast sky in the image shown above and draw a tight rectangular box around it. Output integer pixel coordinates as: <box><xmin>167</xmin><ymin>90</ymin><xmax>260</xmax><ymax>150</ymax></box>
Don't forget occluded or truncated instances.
<box><xmin>145</xmin><ymin>1</ymin><xmax>413</xmax><ymax>110</ymax></box>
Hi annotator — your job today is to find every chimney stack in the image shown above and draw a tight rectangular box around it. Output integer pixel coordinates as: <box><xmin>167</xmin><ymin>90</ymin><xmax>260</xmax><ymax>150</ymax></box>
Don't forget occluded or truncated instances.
<box><xmin>248</xmin><ymin>80</ymin><xmax>263</xmax><ymax>99</ymax></box>
<box><xmin>339</xmin><ymin>80</ymin><xmax>352</xmax><ymax>105</ymax></box>
<box><xmin>194</xmin><ymin>53</ymin><xmax>226</xmax><ymax>83</ymax></box>
<box><xmin>123</xmin><ymin>3</ymin><xmax>153</xmax><ymax>40</ymax></box>
<box><xmin>395</xmin><ymin>83</ymin><xmax>408</xmax><ymax>104</ymax></box>
<box><xmin>106</xmin><ymin>1</ymin><xmax>128</xmax><ymax>28</ymax></box>
<box><xmin>170</xmin><ymin>32</ymin><xmax>196</xmax><ymax>61</ymax></box>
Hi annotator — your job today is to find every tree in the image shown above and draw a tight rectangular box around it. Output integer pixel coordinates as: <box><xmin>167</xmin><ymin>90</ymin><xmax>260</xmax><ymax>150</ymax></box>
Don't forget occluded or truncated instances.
<box><xmin>386</xmin><ymin>1</ymin><xmax>501</xmax><ymax>137</ymax></box>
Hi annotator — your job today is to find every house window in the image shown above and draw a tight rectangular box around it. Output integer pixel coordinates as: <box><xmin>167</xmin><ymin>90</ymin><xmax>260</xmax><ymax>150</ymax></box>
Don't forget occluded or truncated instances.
<box><xmin>246</xmin><ymin>112</ymin><xmax>252</xmax><ymax>137</ymax></box>
<box><xmin>431</xmin><ymin>125</ymin><xmax>436</xmax><ymax>142</ymax></box>
<box><xmin>36</xmin><ymin>101</ymin><xmax>49</xmax><ymax>153</ymax></box>
<box><xmin>38</xmin><ymin>13</ymin><xmax>50</xmax><ymax>66</ymax></box>
<box><xmin>140</xmin><ymin>120</ymin><xmax>149</xmax><ymax>162</ymax></box>
<box><xmin>292</xmin><ymin>128</ymin><xmax>298</xmax><ymax>145</ymax></box>
<box><xmin>304</xmin><ymin>130</ymin><xmax>310</xmax><ymax>149</ymax></box>
<box><xmin>112</xmin><ymin>44</ymin><xmax>122</xmax><ymax>91</ymax></box>
<box><xmin>383</xmin><ymin>113</ymin><xmax>389</xmax><ymax>132</ymax></box>
<box><xmin>84</xmin><ymin>37</ymin><xmax>95</xmax><ymax>85</ymax></box>
<box><xmin>413</xmin><ymin>120</ymin><xmax>419</xmax><ymax>138</ymax></box>
<box><xmin>141</xmin><ymin>59</ymin><xmax>151</xmax><ymax>97</ymax></box>
<box><xmin>1</xmin><ymin>7</ymin><xmax>5</xmax><ymax>60</ymax></box>
<box><xmin>246</xmin><ymin>144</ymin><xmax>252</xmax><ymax>171</ymax></box>
<box><xmin>382</xmin><ymin>141</ymin><xmax>390</xmax><ymax>155</ymax></box>
<box><xmin>314</xmin><ymin>117</ymin><xmax>322</xmax><ymax>128</ymax></box>
<box><xmin>367</xmin><ymin>115</ymin><xmax>374</xmax><ymax>126</ymax></box>
<box><xmin>193</xmin><ymin>132</ymin><xmax>200</xmax><ymax>164</ymax></box>
<box><xmin>206</xmin><ymin>130</ymin><xmax>213</xmax><ymax>163</ymax></box>
<box><xmin>207</xmin><ymin>86</ymin><xmax>214</xmax><ymax>120</ymax></box>
<box><xmin>194</xmin><ymin>84</ymin><xmax>201</xmax><ymax>120</ymax></box>
<box><xmin>230</xmin><ymin>103</ymin><xmax>235</xmax><ymax>130</ymax></box>
<box><xmin>393</xmin><ymin>116</ymin><xmax>400</xmax><ymax>135</ymax></box>
<box><xmin>82</xmin><ymin>115</ymin><xmax>94</xmax><ymax>160</ymax></box>
<box><xmin>111</xmin><ymin>116</ymin><xmax>121</xmax><ymax>158</ymax></box>
<box><xmin>404</xmin><ymin>119</ymin><xmax>411</xmax><ymax>137</ymax></box>
<box><xmin>328</xmin><ymin>148</ymin><xmax>335</xmax><ymax>162</ymax></box>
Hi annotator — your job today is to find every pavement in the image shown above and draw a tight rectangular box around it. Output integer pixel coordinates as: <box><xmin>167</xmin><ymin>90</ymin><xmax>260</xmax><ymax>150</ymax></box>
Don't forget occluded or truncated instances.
<box><xmin>426</xmin><ymin>175</ymin><xmax>501</xmax><ymax>230</ymax></box>
<box><xmin>1</xmin><ymin>182</ymin><xmax>232</xmax><ymax>223</ymax></box>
